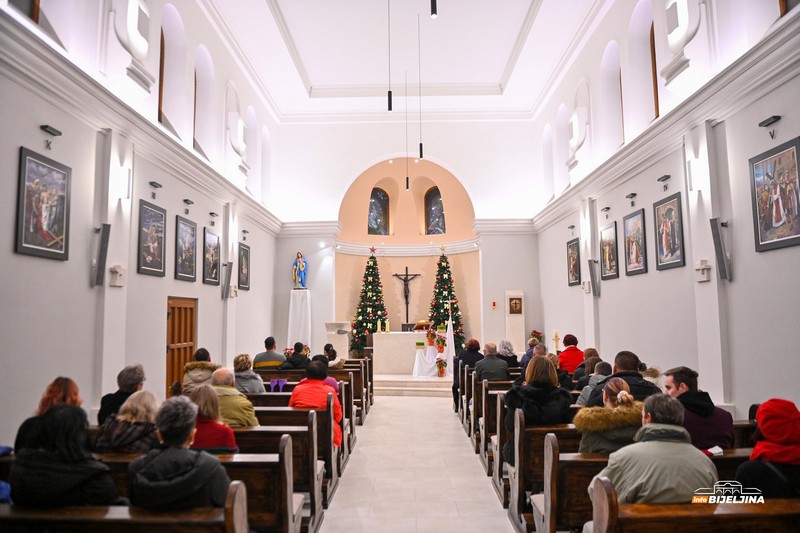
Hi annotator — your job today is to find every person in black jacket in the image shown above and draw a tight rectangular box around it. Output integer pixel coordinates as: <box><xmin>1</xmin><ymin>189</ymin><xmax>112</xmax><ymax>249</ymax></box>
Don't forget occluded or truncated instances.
<box><xmin>278</xmin><ymin>342</ymin><xmax>310</xmax><ymax>370</ymax></box>
<box><xmin>503</xmin><ymin>357</ymin><xmax>572</xmax><ymax>465</ymax></box>
<box><xmin>585</xmin><ymin>351</ymin><xmax>661</xmax><ymax>407</ymax></box>
<box><xmin>452</xmin><ymin>338</ymin><xmax>483</xmax><ymax>411</ymax></box>
<box><xmin>10</xmin><ymin>404</ymin><xmax>122</xmax><ymax>506</ymax></box>
<box><xmin>547</xmin><ymin>352</ymin><xmax>574</xmax><ymax>390</ymax></box>
<box><xmin>98</xmin><ymin>364</ymin><xmax>146</xmax><ymax>425</ymax></box>
<box><xmin>128</xmin><ymin>395</ymin><xmax>230</xmax><ymax>510</ymax></box>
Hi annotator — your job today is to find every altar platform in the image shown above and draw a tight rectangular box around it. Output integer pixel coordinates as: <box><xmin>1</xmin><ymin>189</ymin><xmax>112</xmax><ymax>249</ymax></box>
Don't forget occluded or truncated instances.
<box><xmin>373</xmin><ymin>374</ymin><xmax>452</xmax><ymax>398</ymax></box>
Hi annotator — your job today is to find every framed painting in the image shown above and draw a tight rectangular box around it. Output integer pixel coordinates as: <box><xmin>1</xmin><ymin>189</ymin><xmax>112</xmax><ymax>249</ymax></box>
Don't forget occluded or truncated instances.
<box><xmin>623</xmin><ymin>208</ymin><xmax>647</xmax><ymax>276</ymax></box>
<box><xmin>238</xmin><ymin>242</ymin><xmax>250</xmax><ymax>290</ymax></box>
<box><xmin>653</xmin><ymin>192</ymin><xmax>685</xmax><ymax>270</ymax></box>
<box><xmin>749</xmin><ymin>137</ymin><xmax>800</xmax><ymax>252</ymax></box>
<box><xmin>175</xmin><ymin>215</ymin><xmax>196</xmax><ymax>282</ymax></box>
<box><xmin>15</xmin><ymin>147</ymin><xmax>71</xmax><ymax>260</ymax></box>
<box><xmin>508</xmin><ymin>297</ymin><xmax>522</xmax><ymax>314</ymax></box>
<box><xmin>600</xmin><ymin>222</ymin><xmax>619</xmax><ymax>280</ymax></box>
<box><xmin>203</xmin><ymin>227</ymin><xmax>221</xmax><ymax>285</ymax></box>
<box><xmin>566</xmin><ymin>238</ymin><xmax>581</xmax><ymax>286</ymax></box>
<box><xmin>137</xmin><ymin>200</ymin><xmax>166</xmax><ymax>276</ymax></box>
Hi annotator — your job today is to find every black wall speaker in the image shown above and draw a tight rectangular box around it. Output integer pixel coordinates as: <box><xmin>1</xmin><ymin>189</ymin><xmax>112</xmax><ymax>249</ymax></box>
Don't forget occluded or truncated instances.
<box><xmin>93</xmin><ymin>224</ymin><xmax>111</xmax><ymax>287</ymax></box>
<box><xmin>709</xmin><ymin>217</ymin><xmax>732</xmax><ymax>281</ymax></box>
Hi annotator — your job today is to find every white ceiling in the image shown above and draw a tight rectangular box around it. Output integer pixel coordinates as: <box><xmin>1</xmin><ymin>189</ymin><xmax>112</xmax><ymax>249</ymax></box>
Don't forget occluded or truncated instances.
<box><xmin>205</xmin><ymin>0</ymin><xmax>600</xmax><ymax>121</ymax></box>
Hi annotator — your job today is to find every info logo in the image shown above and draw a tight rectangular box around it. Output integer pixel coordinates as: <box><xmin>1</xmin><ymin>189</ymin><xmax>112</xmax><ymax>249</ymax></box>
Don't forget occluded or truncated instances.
<box><xmin>692</xmin><ymin>481</ymin><xmax>764</xmax><ymax>504</ymax></box>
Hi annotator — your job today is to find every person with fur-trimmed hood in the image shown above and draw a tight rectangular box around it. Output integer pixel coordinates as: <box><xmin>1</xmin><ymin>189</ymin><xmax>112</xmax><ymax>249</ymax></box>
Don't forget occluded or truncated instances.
<box><xmin>181</xmin><ymin>348</ymin><xmax>220</xmax><ymax>396</ymax></box>
<box><xmin>573</xmin><ymin>377</ymin><xmax>643</xmax><ymax>453</ymax></box>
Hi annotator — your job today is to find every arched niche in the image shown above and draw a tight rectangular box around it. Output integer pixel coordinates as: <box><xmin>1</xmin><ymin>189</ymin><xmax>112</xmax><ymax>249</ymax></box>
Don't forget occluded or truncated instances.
<box><xmin>159</xmin><ymin>3</ymin><xmax>189</xmax><ymax>140</ymax></box>
<box><xmin>624</xmin><ymin>0</ymin><xmax>658</xmax><ymax>140</ymax></box>
<box><xmin>244</xmin><ymin>106</ymin><xmax>259</xmax><ymax>197</ymax></box>
<box><xmin>597</xmin><ymin>40</ymin><xmax>625</xmax><ymax>158</ymax></box>
<box><xmin>555</xmin><ymin>103</ymin><xmax>571</xmax><ymax>195</ymax></box>
<box><xmin>259</xmin><ymin>125</ymin><xmax>271</xmax><ymax>206</ymax></box>
<box><xmin>193</xmin><ymin>44</ymin><xmax>217</xmax><ymax>162</ymax></box>
<box><xmin>338</xmin><ymin>158</ymin><xmax>475</xmax><ymax>244</ymax></box>
<box><xmin>568</xmin><ymin>78</ymin><xmax>592</xmax><ymax>173</ymax></box>
<box><xmin>224</xmin><ymin>82</ymin><xmax>245</xmax><ymax>179</ymax></box>
<box><xmin>541</xmin><ymin>123</ymin><xmax>555</xmax><ymax>202</ymax></box>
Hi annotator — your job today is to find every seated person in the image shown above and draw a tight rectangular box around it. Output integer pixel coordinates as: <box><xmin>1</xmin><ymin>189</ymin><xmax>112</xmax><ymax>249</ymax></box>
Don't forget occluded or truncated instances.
<box><xmin>279</xmin><ymin>342</ymin><xmax>310</xmax><ymax>370</ymax></box>
<box><xmin>301</xmin><ymin>355</ymin><xmax>340</xmax><ymax>392</ymax></box>
<box><xmin>15</xmin><ymin>377</ymin><xmax>83</xmax><ymax>451</ymax></box>
<box><xmin>95</xmin><ymin>390</ymin><xmax>160</xmax><ymax>454</ymax></box>
<box><xmin>233</xmin><ymin>353</ymin><xmax>266</xmax><ymax>394</ymax></box>
<box><xmin>289</xmin><ymin>361</ymin><xmax>344</xmax><ymax>448</ymax></box>
<box><xmin>575</xmin><ymin>356</ymin><xmax>603</xmax><ymax>390</ymax></box>
<box><xmin>503</xmin><ymin>357</ymin><xmax>572</xmax><ymax>464</ymax></box>
<box><xmin>519</xmin><ymin>338</ymin><xmax>538</xmax><ymax>371</ymax></box>
<box><xmin>547</xmin><ymin>352</ymin><xmax>574</xmax><ymax>390</ymax></box>
<box><xmin>128</xmin><ymin>396</ymin><xmax>230</xmax><ymax>510</ymax></box>
<box><xmin>585</xmin><ymin>351</ymin><xmax>662</xmax><ymax>407</ymax></box>
<box><xmin>573</xmin><ymin>378</ymin><xmax>643</xmax><ymax>453</ymax></box>
<box><xmin>558</xmin><ymin>334</ymin><xmax>584</xmax><ymax>374</ymax></box>
<box><xmin>98</xmin><ymin>364</ymin><xmax>146</xmax><ymax>425</ymax></box>
<box><xmin>190</xmin><ymin>385</ymin><xmax>237</xmax><ymax>453</ymax></box>
<box><xmin>211</xmin><ymin>368</ymin><xmax>259</xmax><ymax>427</ymax></box>
<box><xmin>182</xmin><ymin>348</ymin><xmax>220</xmax><ymax>396</ymax></box>
<box><xmin>572</xmin><ymin>347</ymin><xmax>599</xmax><ymax>381</ymax></box>
<box><xmin>497</xmin><ymin>339</ymin><xmax>520</xmax><ymax>368</ymax></box>
<box><xmin>736</xmin><ymin>398</ymin><xmax>800</xmax><ymax>498</ymax></box>
<box><xmin>10</xmin><ymin>404</ymin><xmax>122</xmax><ymax>506</ymax></box>
<box><xmin>452</xmin><ymin>338</ymin><xmax>483</xmax><ymax>410</ymax></box>
<box><xmin>475</xmin><ymin>343</ymin><xmax>510</xmax><ymax>382</ymax></box>
<box><xmin>324</xmin><ymin>344</ymin><xmax>346</xmax><ymax>369</ymax></box>
<box><xmin>663</xmin><ymin>366</ymin><xmax>733</xmax><ymax>450</ymax></box>
<box><xmin>253</xmin><ymin>336</ymin><xmax>286</xmax><ymax>369</ymax></box>
<box><xmin>576</xmin><ymin>361</ymin><xmax>612</xmax><ymax>406</ymax></box>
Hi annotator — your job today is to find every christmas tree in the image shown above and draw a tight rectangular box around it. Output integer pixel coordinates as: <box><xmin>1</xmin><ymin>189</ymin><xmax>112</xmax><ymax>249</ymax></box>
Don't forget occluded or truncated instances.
<box><xmin>428</xmin><ymin>253</ymin><xmax>466</xmax><ymax>350</ymax></box>
<box><xmin>350</xmin><ymin>253</ymin><xmax>388</xmax><ymax>354</ymax></box>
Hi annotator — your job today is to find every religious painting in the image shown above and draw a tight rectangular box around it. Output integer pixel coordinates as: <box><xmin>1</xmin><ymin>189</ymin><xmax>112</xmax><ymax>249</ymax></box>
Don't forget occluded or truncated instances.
<box><xmin>368</xmin><ymin>187</ymin><xmax>389</xmax><ymax>235</ymax></box>
<box><xmin>653</xmin><ymin>192</ymin><xmax>685</xmax><ymax>270</ymax></box>
<box><xmin>600</xmin><ymin>222</ymin><xmax>619</xmax><ymax>280</ymax></box>
<box><xmin>137</xmin><ymin>200</ymin><xmax>166</xmax><ymax>276</ymax></box>
<box><xmin>749</xmin><ymin>137</ymin><xmax>800</xmax><ymax>252</ymax></box>
<box><xmin>566</xmin><ymin>238</ymin><xmax>581</xmax><ymax>286</ymax></box>
<box><xmin>623</xmin><ymin>209</ymin><xmax>647</xmax><ymax>276</ymax></box>
<box><xmin>15</xmin><ymin>147</ymin><xmax>71</xmax><ymax>260</ymax></box>
<box><xmin>508</xmin><ymin>297</ymin><xmax>522</xmax><ymax>315</ymax></box>
<box><xmin>238</xmin><ymin>242</ymin><xmax>250</xmax><ymax>291</ymax></box>
<box><xmin>203</xmin><ymin>228</ymin><xmax>221</xmax><ymax>285</ymax></box>
<box><xmin>174</xmin><ymin>215</ymin><xmax>196</xmax><ymax>282</ymax></box>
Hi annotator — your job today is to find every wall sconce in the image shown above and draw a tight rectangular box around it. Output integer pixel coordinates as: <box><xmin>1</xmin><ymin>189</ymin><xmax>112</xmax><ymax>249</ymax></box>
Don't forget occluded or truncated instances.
<box><xmin>625</xmin><ymin>192</ymin><xmax>637</xmax><ymax>207</ymax></box>
<box><xmin>601</xmin><ymin>206</ymin><xmax>611</xmax><ymax>219</ymax></box>
<box><xmin>657</xmin><ymin>174</ymin><xmax>671</xmax><ymax>191</ymax></box>
<box><xmin>149</xmin><ymin>181</ymin><xmax>162</xmax><ymax>200</ymax></box>
<box><xmin>209</xmin><ymin>211</ymin><xmax>219</xmax><ymax>226</ymax></box>
<box><xmin>40</xmin><ymin>125</ymin><xmax>62</xmax><ymax>136</ymax></box>
<box><xmin>758</xmin><ymin>115</ymin><xmax>781</xmax><ymax>128</ymax></box>
<box><xmin>242</xmin><ymin>229</ymin><xmax>249</xmax><ymax>242</ymax></box>
<box><xmin>431</xmin><ymin>0</ymin><xmax>437</xmax><ymax>18</ymax></box>
<box><xmin>182</xmin><ymin>198</ymin><xmax>193</xmax><ymax>215</ymax></box>
<box><xmin>568</xmin><ymin>224</ymin><xmax>575</xmax><ymax>236</ymax></box>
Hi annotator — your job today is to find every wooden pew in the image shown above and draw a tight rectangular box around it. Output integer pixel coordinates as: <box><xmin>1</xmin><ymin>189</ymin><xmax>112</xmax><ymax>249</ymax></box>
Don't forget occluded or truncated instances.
<box><xmin>343</xmin><ymin>357</ymin><xmax>372</xmax><ymax>407</ymax></box>
<box><xmin>0</xmin><ymin>480</ymin><xmax>248</xmax><ymax>533</ymax></box>
<box><xmin>479</xmin><ymin>384</ymin><xmax>516</xmax><ymax>476</ymax></box>
<box><xmin>491</xmin><ymin>391</ymin><xmax>511</xmax><ymax>508</ymax></box>
<box><xmin>507</xmin><ymin>411</ymin><xmax>582</xmax><ymax>533</ymax></box>
<box><xmin>733</xmin><ymin>419</ymin><xmax>757</xmax><ymax>448</ymax></box>
<box><xmin>461</xmin><ymin>367</ymin><xmax>476</xmax><ymax>434</ymax></box>
<box><xmin>531</xmin><ymin>433</ymin><xmax>754</xmax><ymax>533</ymax></box>
<box><xmin>253</xmin><ymin>397</ymin><xmax>338</xmax><ymax>508</ymax></box>
<box><xmin>232</xmin><ymin>415</ymin><xmax>323</xmax><ymax>533</ymax></box>
<box><xmin>463</xmin><ymin>367</ymin><xmax>522</xmax><ymax>436</ymax></box>
<box><xmin>591</xmin><ymin>476</ymin><xmax>800</xmax><ymax>533</ymax></box>
<box><xmin>340</xmin><ymin>360</ymin><xmax>369</xmax><ymax>420</ymax></box>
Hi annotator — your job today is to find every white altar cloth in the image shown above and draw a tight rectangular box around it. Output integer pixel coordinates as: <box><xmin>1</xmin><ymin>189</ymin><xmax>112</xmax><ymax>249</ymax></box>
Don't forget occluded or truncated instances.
<box><xmin>412</xmin><ymin>348</ymin><xmax>436</xmax><ymax>377</ymax></box>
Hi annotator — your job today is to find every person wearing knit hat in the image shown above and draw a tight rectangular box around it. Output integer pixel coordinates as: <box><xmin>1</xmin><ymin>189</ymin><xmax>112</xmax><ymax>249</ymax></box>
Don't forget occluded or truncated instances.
<box><xmin>735</xmin><ymin>398</ymin><xmax>800</xmax><ymax>498</ymax></box>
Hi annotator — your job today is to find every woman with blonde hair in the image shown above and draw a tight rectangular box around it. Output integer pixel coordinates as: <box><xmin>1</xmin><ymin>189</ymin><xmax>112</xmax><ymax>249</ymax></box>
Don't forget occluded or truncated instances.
<box><xmin>95</xmin><ymin>390</ymin><xmax>160</xmax><ymax>453</ymax></box>
<box><xmin>572</xmin><ymin>377</ymin><xmax>644</xmax><ymax>453</ymax></box>
<box><xmin>190</xmin><ymin>385</ymin><xmax>237</xmax><ymax>453</ymax></box>
<box><xmin>546</xmin><ymin>352</ymin><xmax>574</xmax><ymax>390</ymax></box>
<box><xmin>233</xmin><ymin>353</ymin><xmax>266</xmax><ymax>393</ymax></box>
<box><xmin>14</xmin><ymin>377</ymin><xmax>82</xmax><ymax>451</ymax></box>
<box><xmin>503</xmin><ymin>357</ymin><xmax>572</xmax><ymax>464</ymax></box>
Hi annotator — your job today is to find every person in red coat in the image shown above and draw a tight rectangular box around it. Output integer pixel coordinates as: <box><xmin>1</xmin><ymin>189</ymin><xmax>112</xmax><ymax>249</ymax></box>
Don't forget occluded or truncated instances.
<box><xmin>189</xmin><ymin>385</ymin><xmax>237</xmax><ymax>453</ymax></box>
<box><xmin>558</xmin><ymin>334</ymin><xmax>584</xmax><ymax>374</ymax></box>
<box><xmin>289</xmin><ymin>361</ymin><xmax>343</xmax><ymax>447</ymax></box>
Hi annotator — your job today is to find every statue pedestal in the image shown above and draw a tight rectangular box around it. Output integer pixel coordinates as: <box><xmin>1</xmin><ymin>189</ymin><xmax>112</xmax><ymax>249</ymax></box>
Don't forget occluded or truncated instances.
<box><xmin>287</xmin><ymin>289</ymin><xmax>311</xmax><ymax>347</ymax></box>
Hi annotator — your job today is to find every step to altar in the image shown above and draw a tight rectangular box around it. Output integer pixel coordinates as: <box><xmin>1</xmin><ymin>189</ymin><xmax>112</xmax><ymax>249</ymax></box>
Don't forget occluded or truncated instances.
<box><xmin>373</xmin><ymin>374</ymin><xmax>454</xmax><ymax>397</ymax></box>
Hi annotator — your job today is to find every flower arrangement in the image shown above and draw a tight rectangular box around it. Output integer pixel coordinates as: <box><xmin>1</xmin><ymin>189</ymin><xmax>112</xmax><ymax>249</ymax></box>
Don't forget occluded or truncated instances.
<box><xmin>435</xmin><ymin>357</ymin><xmax>447</xmax><ymax>377</ymax></box>
<box><xmin>426</xmin><ymin>329</ymin><xmax>437</xmax><ymax>345</ymax></box>
<box><xmin>529</xmin><ymin>329</ymin><xmax>543</xmax><ymax>344</ymax></box>
<box><xmin>435</xmin><ymin>334</ymin><xmax>447</xmax><ymax>347</ymax></box>
<box><xmin>283</xmin><ymin>347</ymin><xmax>294</xmax><ymax>357</ymax></box>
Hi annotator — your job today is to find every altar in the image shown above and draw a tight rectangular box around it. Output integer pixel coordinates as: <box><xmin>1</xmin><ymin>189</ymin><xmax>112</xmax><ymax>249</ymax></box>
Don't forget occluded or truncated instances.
<box><xmin>372</xmin><ymin>331</ymin><xmax>454</xmax><ymax>377</ymax></box>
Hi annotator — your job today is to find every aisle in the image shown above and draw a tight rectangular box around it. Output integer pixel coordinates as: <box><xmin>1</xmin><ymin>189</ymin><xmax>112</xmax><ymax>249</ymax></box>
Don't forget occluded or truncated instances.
<box><xmin>319</xmin><ymin>395</ymin><xmax>514</xmax><ymax>533</ymax></box>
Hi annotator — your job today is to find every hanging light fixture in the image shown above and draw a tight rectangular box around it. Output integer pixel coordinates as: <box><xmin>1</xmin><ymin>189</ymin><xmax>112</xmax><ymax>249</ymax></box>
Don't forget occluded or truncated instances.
<box><xmin>387</xmin><ymin>0</ymin><xmax>392</xmax><ymax>112</ymax></box>
<box><xmin>405</xmin><ymin>71</ymin><xmax>409</xmax><ymax>190</ymax></box>
<box><xmin>431</xmin><ymin>0</ymin><xmax>437</xmax><ymax>19</ymax></box>
<box><xmin>418</xmin><ymin>13</ymin><xmax>424</xmax><ymax>160</ymax></box>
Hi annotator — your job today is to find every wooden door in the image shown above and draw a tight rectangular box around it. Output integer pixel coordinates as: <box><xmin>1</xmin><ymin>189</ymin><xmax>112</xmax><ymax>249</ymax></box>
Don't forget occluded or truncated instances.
<box><xmin>166</xmin><ymin>297</ymin><xmax>197</xmax><ymax>396</ymax></box>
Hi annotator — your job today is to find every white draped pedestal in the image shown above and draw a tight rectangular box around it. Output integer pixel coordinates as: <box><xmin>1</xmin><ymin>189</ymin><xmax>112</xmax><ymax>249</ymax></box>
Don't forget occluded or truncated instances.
<box><xmin>287</xmin><ymin>289</ymin><xmax>311</xmax><ymax>347</ymax></box>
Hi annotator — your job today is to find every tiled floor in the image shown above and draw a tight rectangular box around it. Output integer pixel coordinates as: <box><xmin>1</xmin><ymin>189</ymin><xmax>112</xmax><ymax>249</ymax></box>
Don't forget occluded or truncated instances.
<box><xmin>318</xmin><ymin>395</ymin><xmax>514</xmax><ymax>533</ymax></box>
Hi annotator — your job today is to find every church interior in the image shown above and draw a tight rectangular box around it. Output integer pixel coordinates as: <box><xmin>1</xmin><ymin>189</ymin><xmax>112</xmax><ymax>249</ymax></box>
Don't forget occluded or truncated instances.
<box><xmin>1</xmin><ymin>1</ymin><xmax>800</xmax><ymax>528</ymax></box>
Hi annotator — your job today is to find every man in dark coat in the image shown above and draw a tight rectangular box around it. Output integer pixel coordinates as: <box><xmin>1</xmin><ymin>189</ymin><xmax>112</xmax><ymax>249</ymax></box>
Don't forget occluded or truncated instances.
<box><xmin>278</xmin><ymin>342</ymin><xmax>310</xmax><ymax>370</ymax></box>
<box><xmin>663</xmin><ymin>366</ymin><xmax>734</xmax><ymax>450</ymax></box>
<box><xmin>585</xmin><ymin>351</ymin><xmax>661</xmax><ymax>407</ymax></box>
<box><xmin>98</xmin><ymin>364</ymin><xmax>146</xmax><ymax>424</ymax></box>
<box><xmin>452</xmin><ymin>338</ymin><xmax>484</xmax><ymax>411</ymax></box>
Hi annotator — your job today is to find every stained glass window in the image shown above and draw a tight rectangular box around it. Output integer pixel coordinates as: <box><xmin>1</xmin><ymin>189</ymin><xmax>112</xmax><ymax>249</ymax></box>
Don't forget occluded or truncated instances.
<box><xmin>425</xmin><ymin>187</ymin><xmax>446</xmax><ymax>235</ymax></box>
<box><xmin>368</xmin><ymin>188</ymin><xmax>389</xmax><ymax>235</ymax></box>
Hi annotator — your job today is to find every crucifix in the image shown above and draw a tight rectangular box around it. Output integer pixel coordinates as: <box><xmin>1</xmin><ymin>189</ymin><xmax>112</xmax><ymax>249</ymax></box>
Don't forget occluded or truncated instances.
<box><xmin>392</xmin><ymin>266</ymin><xmax>421</xmax><ymax>324</ymax></box>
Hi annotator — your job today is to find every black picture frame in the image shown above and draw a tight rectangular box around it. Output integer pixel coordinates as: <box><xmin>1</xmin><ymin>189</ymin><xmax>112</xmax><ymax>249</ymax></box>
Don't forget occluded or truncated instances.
<box><xmin>623</xmin><ymin>208</ymin><xmax>647</xmax><ymax>276</ymax></box>
<box><xmin>600</xmin><ymin>222</ymin><xmax>619</xmax><ymax>280</ymax></box>
<box><xmin>508</xmin><ymin>297</ymin><xmax>522</xmax><ymax>314</ymax></box>
<box><xmin>203</xmin><ymin>227</ymin><xmax>221</xmax><ymax>285</ymax></box>
<box><xmin>15</xmin><ymin>147</ymin><xmax>71</xmax><ymax>260</ymax></box>
<box><xmin>238</xmin><ymin>242</ymin><xmax>250</xmax><ymax>290</ymax></box>
<box><xmin>566</xmin><ymin>238</ymin><xmax>581</xmax><ymax>286</ymax></box>
<box><xmin>137</xmin><ymin>200</ymin><xmax>166</xmax><ymax>276</ymax></box>
<box><xmin>653</xmin><ymin>192</ymin><xmax>685</xmax><ymax>270</ymax></box>
<box><xmin>175</xmin><ymin>215</ymin><xmax>196</xmax><ymax>282</ymax></box>
<box><xmin>748</xmin><ymin>136</ymin><xmax>800</xmax><ymax>252</ymax></box>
